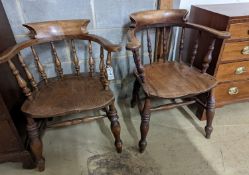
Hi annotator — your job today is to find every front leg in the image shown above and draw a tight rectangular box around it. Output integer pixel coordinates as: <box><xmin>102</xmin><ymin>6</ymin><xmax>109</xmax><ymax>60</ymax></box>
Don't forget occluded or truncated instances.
<box><xmin>139</xmin><ymin>97</ymin><xmax>151</xmax><ymax>153</ymax></box>
<box><xmin>26</xmin><ymin>117</ymin><xmax>45</xmax><ymax>171</ymax></box>
<box><xmin>205</xmin><ymin>90</ymin><xmax>215</xmax><ymax>139</ymax></box>
<box><xmin>107</xmin><ymin>102</ymin><xmax>122</xmax><ymax>153</ymax></box>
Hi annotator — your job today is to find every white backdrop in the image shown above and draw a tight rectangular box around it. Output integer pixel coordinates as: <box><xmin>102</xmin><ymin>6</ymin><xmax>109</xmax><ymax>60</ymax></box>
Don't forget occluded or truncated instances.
<box><xmin>178</xmin><ymin>0</ymin><xmax>249</xmax><ymax>9</ymax></box>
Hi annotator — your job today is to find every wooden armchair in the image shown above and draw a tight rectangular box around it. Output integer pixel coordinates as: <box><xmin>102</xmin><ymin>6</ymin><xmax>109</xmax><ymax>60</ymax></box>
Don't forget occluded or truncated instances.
<box><xmin>0</xmin><ymin>20</ymin><xmax>122</xmax><ymax>171</ymax></box>
<box><xmin>126</xmin><ymin>9</ymin><xmax>230</xmax><ymax>153</ymax></box>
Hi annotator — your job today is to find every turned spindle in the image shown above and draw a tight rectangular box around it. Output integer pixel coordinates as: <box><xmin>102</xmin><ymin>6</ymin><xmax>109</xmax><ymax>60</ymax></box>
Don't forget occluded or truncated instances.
<box><xmin>88</xmin><ymin>41</ymin><xmax>95</xmax><ymax>77</ymax></box>
<box><xmin>50</xmin><ymin>42</ymin><xmax>63</xmax><ymax>79</ymax></box>
<box><xmin>31</xmin><ymin>46</ymin><xmax>48</xmax><ymax>84</ymax></box>
<box><xmin>18</xmin><ymin>53</ymin><xmax>38</xmax><ymax>91</ymax></box>
<box><xmin>162</xmin><ymin>27</ymin><xmax>170</xmax><ymax>62</ymax></box>
<box><xmin>99</xmin><ymin>46</ymin><xmax>106</xmax><ymax>87</ymax></box>
<box><xmin>179</xmin><ymin>27</ymin><xmax>185</xmax><ymax>63</ymax></box>
<box><xmin>190</xmin><ymin>31</ymin><xmax>201</xmax><ymax>67</ymax></box>
<box><xmin>70</xmin><ymin>39</ymin><xmax>80</xmax><ymax>76</ymax></box>
<box><xmin>146</xmin><ymin>29</ymin><xmax>152</xmax><ymax>64</ymax></box>
<box><xmin>132</xmin><ymin>49</ymin><xmax>144</xmax><ymax>82</ymax></box>
<box><xmin>103</xmin><ymin>52</ymin><xmax>112</xmax><ymax>90</ymax></box>
<box><xmin>202</xmin><ymin>39</ymin><xmax>216</xmax><ymax>73</ymax></box>
<box><xmin>8</xmin><ymin>60</ymin><xmax>33</xmax><ymax>100</ymax></box>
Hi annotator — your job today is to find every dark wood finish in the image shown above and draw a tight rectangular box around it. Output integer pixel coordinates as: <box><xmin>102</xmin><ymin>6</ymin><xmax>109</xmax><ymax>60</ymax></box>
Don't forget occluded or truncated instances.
<box><xmin>187</xmin><ymin>3</ymin><xmax>249</xmax><ymax>119</ymax></box>
<box><xmin>141</xmin><ymin>62</ymin><xmax>217</xmax><ymax>98</ymax></box>
<box><xmin>0</xmin><ymin>19</ymin><xmax>122</xmax><ymax>171</ymax></box>
<box><xmin>151</xmin><ymin>100</ymin><xmax>196</xmax><ymax>112</ymax></box>
<box><xmin>50</xmin><ymin>42</ymin><xmax>63</xmax><ymax>79</ymax></box>
<box><xmin>155</xmin><ymin>0</ymin><xmax>173</xmax><ymax>61</ymax></box>
<box><xmin>22</xmin><ymin>76</ymin><xmax>114</xmax><ymax>118</ymax></box>
<box><xmin>126</xmin><ymin>9</ymin><xmax>229</xmax><ymax>152</ymax></box>
<box><xmin>0</xmin><ymin>95</ymin><xmax>34</xmax><ymax>169</ymax></box>
<box><xmin>23</xmin><ymin>20</ymin><xmax>89</xmax><ymax>39</ymax></box>
<box><xmin>47</xmin><ymin>115</ymin><xmax>107</xmax><ymax>128</ymax></box>
<box><xmin>0</xmin><ymin>1</ymin><xmax>34</xmax><ymax>169</ymax></box>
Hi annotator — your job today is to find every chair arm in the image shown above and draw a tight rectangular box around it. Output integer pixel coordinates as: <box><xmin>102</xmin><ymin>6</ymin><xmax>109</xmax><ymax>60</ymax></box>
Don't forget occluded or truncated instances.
<box><xmin>126</xmin><ymin>28</ymin><xmax>141</xmax><ymax>51</ymax></box>
<box><xmin>185</xmin><ymin>22</ymin><xmax>231</xmax><ymax>39</ymax></box>
<box><xmin>83</xmin><ymin>34</ymin><xmax>121</xmax><ymax>52</ymax></box>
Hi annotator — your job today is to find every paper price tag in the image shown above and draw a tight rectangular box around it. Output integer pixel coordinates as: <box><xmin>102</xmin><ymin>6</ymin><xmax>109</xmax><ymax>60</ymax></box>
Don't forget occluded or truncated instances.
<box><xmin>106</xmin><ymin>66</ymin><xmax>115</xmax><ymax>80</ymax></box>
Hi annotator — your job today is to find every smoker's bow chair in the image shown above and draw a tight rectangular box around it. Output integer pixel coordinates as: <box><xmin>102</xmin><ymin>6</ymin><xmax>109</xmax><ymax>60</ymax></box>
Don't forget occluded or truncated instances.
<box><xmin>126</xmin><ymin>9</ymin><xmax>230</xmax><ymax>153</ymax></box>
<box><xmin>0</xmin><ymin>20</ymin><xmax>122</xmax><ymax>171</ymax></box>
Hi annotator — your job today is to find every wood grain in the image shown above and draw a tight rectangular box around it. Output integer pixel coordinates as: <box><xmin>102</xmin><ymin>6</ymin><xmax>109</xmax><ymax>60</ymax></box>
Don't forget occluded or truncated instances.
<box><xmin>0</xmin><ymin>34</ymin><xmax>121</xmax><ymax>63</ymax></box>
<box><xmin>23</xmin><ymin>19</ymin><xmax>90</xmax><ymax>39</ymax></box>
<box><xmin>222</xmin><ymin>41</ymin><xmax>249</xmax><ymax>62</ymax></box>
<box><xmin>140</xmin><ymin>62</ymin><xmax>217</xmax><ymax>98</ymax></box>
<box><xmin>22</xmin><ymin>76</ymin><xmax>114</xmax><ymax>118</ymax></box>
<box><xmin>185</xmin><ymin>4</ymin><xmax>249</xmax><ymax>120</ymax></box>
<box><xmin>215</xmin><ymin>80</ymin><xmax>249</xmax><ymax>107</ymax></box>
<box><xmin>216</xmin><ymin>61</ymin><xmax>249</xmax><ymax>82</ymax></box>
<box><xmin>0</xmin><ymin>19</ymin><xmax>123</xmax><ymax>171</ymax></box>
<box><xmin>229</xmin><ymin>23</ymin><xmax>249</xmax><ymax>40</ymax></box>
<box><xmin>126</xmin><ymin>9</ymin><xmax>229</xmax><ymax>152</ymax></box>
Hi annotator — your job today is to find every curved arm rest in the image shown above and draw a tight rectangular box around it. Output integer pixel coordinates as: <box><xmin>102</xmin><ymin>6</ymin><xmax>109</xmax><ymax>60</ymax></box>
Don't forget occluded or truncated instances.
<box><xmin>0</xmin><ymin>34</ymin><xmax>121</xmax><ymax>64</ymax></box>
<box><xmin>126</xmin><ymin>28</ymin><xmax>141</xmax><ymax>50</ymax></box>
<box><xmin>0</xmin><ymin>40</ymin><xmax>38</xmax><ymax>64</ymax></box>
<box><xmin>82</xmin><ymin>34</ymin><xmax>121</xmax><ymax>52</ymax></box>
<box><xmin>185</xmin><ymin>22</ymin><xmax>231</xmax><ymax>39</ymax></box>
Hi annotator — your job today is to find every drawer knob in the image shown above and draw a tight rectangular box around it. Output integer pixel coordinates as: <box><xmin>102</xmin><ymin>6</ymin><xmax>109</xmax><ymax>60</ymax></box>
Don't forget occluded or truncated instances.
<box><xmin>235</xmin><ymin>66</ymin><xmax>246</xmax><ymax>75</ymax></box>
<box><xmin>241</xmin><ymin>46</ymin><xmax>249</xmax><ymax>55</ymax></box>
<box><xmin>228</xmin><ymin>87</ymin><xmax>239</xmax><ymax>95</ymax></box>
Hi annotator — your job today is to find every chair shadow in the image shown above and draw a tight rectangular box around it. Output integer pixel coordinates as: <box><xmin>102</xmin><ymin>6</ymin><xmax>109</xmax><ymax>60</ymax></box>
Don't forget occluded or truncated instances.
<box><xmin>117</xmin><ymin>75</ymin><xmax>139</xmax><ymax>144</ymax></box>
<box><xmin>94</xmin><ymin>111</ymin><xmax>114</xmax><ymax>145</ymax></box>
<box><xmin>177</xmin><ymin>106</ymin><xmax>205</xmax><ymax>136</ymax></box>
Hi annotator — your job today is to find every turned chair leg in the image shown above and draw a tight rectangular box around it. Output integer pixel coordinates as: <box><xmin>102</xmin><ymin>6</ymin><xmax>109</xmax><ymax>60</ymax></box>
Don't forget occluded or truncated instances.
<box><xmin>22</xmin><ymin>151</ymin><xmax>36</xmax><ymax>169</ymax></box>
<box><xmin>131</xmin><ymin>79</ymin><xmax>140</xmax><ymax>108</ymax></box>
<box><xmin>205</xmin><ymin>91</ymin><xmax>215</xmax><ymax>139</ymax></box>
<box><xmin>26</xmin><ymin>117</ymin><xmax>45</xmax><ymax>171</ymax></box>
<box><xmin>107</xmin><ymin>102</ymin><xmax>122</xmax><ymax>153</ymax></box>
<box><xmin>139</xmin><ymin>97</ymin><xmax>151</xmax><ymax>153</ymax></box>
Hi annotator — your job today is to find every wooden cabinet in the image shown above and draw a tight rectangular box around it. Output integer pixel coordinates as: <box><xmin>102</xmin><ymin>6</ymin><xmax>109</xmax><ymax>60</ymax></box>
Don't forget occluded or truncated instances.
<box><xmin>0</xmin><ymin>95</ymin><xmax>33</xmax><ymax>168</ymax></box>
<box><xmin>0</xmin><ymin>0</ymin><xmax>34</xmax><ymax>168</ymax></box>
<box><xmin>187</xmin><ymin>3</ymin><xmax>249</xmax><ymax>120</ymax></box>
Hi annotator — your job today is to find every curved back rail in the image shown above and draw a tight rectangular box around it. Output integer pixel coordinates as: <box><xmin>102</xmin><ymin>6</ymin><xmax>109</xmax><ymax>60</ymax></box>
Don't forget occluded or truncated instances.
<box><xmin>0</xmin><ymin>20</ymin><xmax>121</xmax><ymax>100</ymax></box>
<box><xmin>126</xmin><ymin>9</ymin><xmax>230</xmax><ymax>82</ymax></box>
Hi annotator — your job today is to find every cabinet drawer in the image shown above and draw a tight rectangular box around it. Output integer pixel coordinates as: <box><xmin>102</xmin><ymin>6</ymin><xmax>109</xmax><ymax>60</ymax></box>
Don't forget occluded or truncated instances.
<box><xmin>222</xmin><ymin>41</ymin><xmax>249</xmax><ymax>62</ymax></box>
<box><xmin>216</xmin><ymin>61</ymin><xmax>249</xmax><ymax>81</ymax></box>
<box><xmin>229</xmin><ymin>23</ymin><xmax>249</xmax><ymax>39</ymax></box>
<box><xmin>215</xmin><ymin>80</ymin><xmax>249</xmax><ymax>106</ymax></box>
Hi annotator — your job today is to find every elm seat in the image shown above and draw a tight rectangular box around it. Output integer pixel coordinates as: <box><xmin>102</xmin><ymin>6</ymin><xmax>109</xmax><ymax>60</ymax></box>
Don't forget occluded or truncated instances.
<box><xmin>22</xmin><ymin>76</ymin><xmax>114</xmax><ymax>118</ymax></box>
<box><xmin>140</xmin><ymin>62</ymin><xmax>217</xmax><ymax>98</ymax></box>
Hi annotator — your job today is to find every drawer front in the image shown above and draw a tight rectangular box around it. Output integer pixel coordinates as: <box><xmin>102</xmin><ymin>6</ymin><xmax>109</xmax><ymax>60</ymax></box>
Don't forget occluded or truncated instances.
<box><xmin>222</xmin><ymin>41</ymin><xmax>249</xmax><ymax>62</ymax></box>
<box><xmin>216</xmin><ymin>61</ymin><xmax>249</xmax><ymax>81</ymax></box>
<box><xmin>229</xmin><ymin>23</ymin><xmax>249</xmax><ymax>39</ymax></box>
<box><xmin>215</xmin><ymin>80</ymin><xmax>249</xmax><ymax>106</ymax></box>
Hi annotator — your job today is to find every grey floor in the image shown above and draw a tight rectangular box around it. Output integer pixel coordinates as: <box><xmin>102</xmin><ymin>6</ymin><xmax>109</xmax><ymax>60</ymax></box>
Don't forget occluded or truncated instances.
<box><xmin>1</xmin><ymin>83</ymin><xmax>249</xmax><ymax>175</ymax></box>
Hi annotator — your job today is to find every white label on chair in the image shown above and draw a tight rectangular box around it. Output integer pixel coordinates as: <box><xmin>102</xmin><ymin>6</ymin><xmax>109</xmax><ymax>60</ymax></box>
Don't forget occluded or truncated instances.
<box><xmin>106</xmin><ymin>66</ymin><xmax>115</xmax><ymax>80</ymax></box>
